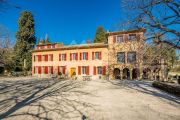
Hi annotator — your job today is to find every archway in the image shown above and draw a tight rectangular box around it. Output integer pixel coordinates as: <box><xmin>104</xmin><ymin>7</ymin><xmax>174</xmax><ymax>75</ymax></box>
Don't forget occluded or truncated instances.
<box><xmin>123</xmin><ymin>68</ymin><xmax>130</xmax><ymax>79</ymax></box>
<box><xmin>113</xmin><ymin>68</ymin><xmax>120</xmax><ymax>79</ymax></box>
<box><xmin>132</xmin><ymin>68</ymin><xmax>140</xmax><ymax>79</ymax></box>
<box><xmin>143</xmin><ymin>68</ymin><xmax>151</xmax><ymax>79</ymax></box>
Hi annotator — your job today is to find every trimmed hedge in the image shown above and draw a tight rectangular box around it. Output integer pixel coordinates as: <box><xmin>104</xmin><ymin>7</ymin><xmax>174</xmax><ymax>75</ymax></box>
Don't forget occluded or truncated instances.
<box><xmin>152</xmin><ymin>81</ymin><xmax>180</xmax><ymax>97</ymax></box>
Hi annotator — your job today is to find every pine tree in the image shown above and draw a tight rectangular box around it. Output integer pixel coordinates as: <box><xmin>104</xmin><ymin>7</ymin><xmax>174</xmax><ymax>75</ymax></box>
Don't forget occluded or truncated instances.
<box><xmin>94</xmin><ymin>26</ymin><xmax>107</xmax><ymax>43</ymax></box>
<box><xmin>14</xmin><ymin>11</ymin><xmax>36</xmax><ymax>71</ymax></box>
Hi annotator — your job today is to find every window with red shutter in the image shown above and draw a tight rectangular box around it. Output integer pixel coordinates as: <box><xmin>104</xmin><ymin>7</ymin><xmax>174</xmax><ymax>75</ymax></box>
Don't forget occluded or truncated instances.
<box><xmin>51</xmin><ymin>54</ymin><xmax>53</xmax><ymax>61</ymax></box>
<box><xmin>51</xmin><ymin>66</ymin><xmax>53</xmax><ymax>74</ymax></box>
<box><xmin>80</xmin><ymin>53</ymin><xmax>82</xmax><ymax>60</ymax></box>
<box><xmin>93</xmin><ymin>66</ymin><xmax>96</xmax><ymax>75</ymax></box>
<box><xmin>86</xmin><ymin>52</ymin><xmax>88</xmax><ymax>60</ymax></box>
<box><xmin>103</xmin><ymin>66</ymin><xmax>106</xmax><ymax>75</ymax></box>
<box><xmin>38</xmin><ymin>66</ymin><xmax>41</xmax><ymax>74</ymax></box>
<box><xmin>92</xmin><ymin>52</ymin><xmax>94</xmax><ymax>60</ymax></box>
<box><xmin>78</xmin><ymin>66</ymin><xmax>81</xmax><ymax>75</ymax></box>
<box><xmin>86</xmin><ymin>66</ymin><xmax>89</xmax><ymax>75</ymax></box>
<box><xmin>59</xmin><ymin>54</ymin><xmax>61</xmax><ymax>61</ymax></box>
<box><xmin>64</xmin><ymin>54</ymin><xmax>67</xmax><ymax>61</ymax></box>
<box><xmin>40</xmin><ymin>55</ymin><xmax>42</xmax><ymax>61</ymax></box>
<box><xmin>99</xmin><ymin>52</ymin><xmax>102</xmax><ymax>60</ymax></box>
<box><xmin>45</xmin><ymin>55</ymin><xmax>48</xmax><ymax>61</ymax></box>
<box><xmin>76</xmin><ymin>53</ymin><xmax>78</xmax><ymax>60</ymax></box>
<box><xmin>45</xmin><ymin>66</ymin><xmax>48</xmax><ymax>74</ymax></box>
<box><xmin>70</xmin><ymin>53</ymin><xmax>72</xmax><ymax>61</ymax></box>
<box><xmin>63</xmin><ymin>66</ymin><xmax>66</xmax><ymax>74</ymax></box>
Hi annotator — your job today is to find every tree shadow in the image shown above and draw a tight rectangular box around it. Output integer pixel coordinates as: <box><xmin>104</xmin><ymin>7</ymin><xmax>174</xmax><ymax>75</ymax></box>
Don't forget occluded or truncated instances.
<box><xmin>0</xmin><ymin>79</ymin><xmax>96</xmax><ymax>120</ymax></box>
<box><xmin>107</xmin><ymin>80</ymin><xmax>180</xmax><ymax>104</ymax></box>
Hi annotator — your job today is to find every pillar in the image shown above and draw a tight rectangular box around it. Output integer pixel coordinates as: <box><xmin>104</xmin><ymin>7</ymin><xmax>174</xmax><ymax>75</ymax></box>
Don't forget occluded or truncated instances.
<box><xmin>130</xmin><ymin>69</ymin><xmax>132</xmax><ymax>80</ymax></box>
<box><xmin>120</xmin><ymin>69</ymin><xmax>123</xmax><ymax>80</ymax></box>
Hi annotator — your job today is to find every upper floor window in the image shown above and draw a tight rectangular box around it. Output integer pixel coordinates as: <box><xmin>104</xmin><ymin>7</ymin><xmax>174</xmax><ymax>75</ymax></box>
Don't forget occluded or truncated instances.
<box><xmin>117</xmin><ymin>52</ymin><xmax>125</xmax><ymax>63</ymax></box>
<box><xmin>95</xmin><ymin>52</ymin><xmax>101</xmax><ymax>60</ymax></box>
<box><xmin>116</xmin><ymin>36</ymin><xmax>123</xmax><ymax>43</ymax></box>
<box><xmin>129</xmin><ymin>34</ymin><xmax>136</xmax><ymax>41</ymax></box>
<box><xmin>82</xmin><ymin>52</ymin><xmax>88</xmax><ymax>60</ymax></box>
<box><xmin>128</xmin><ymin>52</ymin><xmax>136</xmax><ymax>63</ymax></box>
<box><xmin>72</xmin><ymin>53</ymin><xmax>77</xmax><ymax>60</ymax></box>
<box><xmin>60</xmin><ymin>54</ymin><xmax>66</xmax><ymax>61</ymax></box>
<box><xmin>48</xmin><ymin>54</ymin><xmax>53</xmax><ymax>61</ymax></box>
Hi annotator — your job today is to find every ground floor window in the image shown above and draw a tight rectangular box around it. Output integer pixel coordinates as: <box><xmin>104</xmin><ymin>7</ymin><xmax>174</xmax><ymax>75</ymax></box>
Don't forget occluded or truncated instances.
<box><xmin>97</xmin><ymin>66</ymin><xmax>102</xmax><ymax>74</ymax></box>
<box><xmin>82</xmin><ymin>66</ymin><xmax>87</xmax><ymax>74</ymax></box>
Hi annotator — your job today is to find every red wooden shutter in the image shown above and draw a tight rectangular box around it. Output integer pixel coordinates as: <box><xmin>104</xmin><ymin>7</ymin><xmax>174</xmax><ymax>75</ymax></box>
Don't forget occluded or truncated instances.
<box><xmin>59</xmin><ymin>54</ymin><xmax>61</xmax><ymax>61</ymax></box>
<box><xmin>51</xmin><ymin>54</ymin><xmax>53</xmax><ymax>61</ymax></box>
<box><xmin>80</xmin><ymin>53</ymin><xmax>82</xmax><ymax>60</ymax></box>
<box><xmin>58</xmin><ymin>66</ymin><xmax>60</xmax><ymax>74</ymax></box>
<box><xmin>113</xmin><ymin>36</ymin><xmax>116</xmax><ymax>43</ymax></box>
<box><xmin>51</xmin><ymin>66</ymin><xmax>53</xmax><ymax>74</ymax></box>
<box><xmin>63</xmin><ymin>66</ymin><xmax>66</xmax><ymax>74</ymax></box>
<box><xmin>40</xmin><ymin>55</ymin><xmax>42</xmax><ymax>61</ymax></box>
<box><xmin>86</xmin><ymin>52</ymin><xmax>88</xmax><ymax>60</ymax></box>
<box><xmin>45</xmin><ymin>66</ymin><xmax>48</xmax><ymax>74</ymax></box>
<box><xmin>70</xmin><ymin>53</ymin><xmax>72</xmax><ymax>61</ymax></box>
<box><xmin>38</xmin><ymin>66</ymin><xmax>41</xmax><ymax>74</ymax></box>
<box><xmin>64</xmin><ymin>54</ymin><xmax>67</xmax><ymax>61</ymax></box>
<box><xmin>93</xmin><ymin>66</ymin><xmax>96</xmax><ymax>75</ymax></box>
<box><xmin>76</xmin><ymin>53</ymin><xmax>78</xmax><ymax>60</ymax></box>
<box><xmin>38</xmin><ymin>55</ymin><xmax>40</xmax><ymax>62</ymax></box>
<box><xmin>86</xmin><ymin>66</ymin><xmax>89</xmax><ymax>75</ymax></box>
<box><xmin>45</xmin><ymin>55</ymin><xmax>48</xmax><ymax>61</ymax></box>
<box><xmin>78</xmin><ymin>66</ymin><xmax>81</xmax><ymax>75</ymax></box>
<box><xmin>103</xmin><ymin>66</ymin><xmax>106</xmax><ymax>75</ymax></box>
<box><xmin>99</xmin><ymin>52</ymin><xmax>102</xmax><ymax>60</ymax></box>
<box><xmin>92</xmin><ymin>52</ymin><xmax>94</xmax><ymax>60</ymax></box>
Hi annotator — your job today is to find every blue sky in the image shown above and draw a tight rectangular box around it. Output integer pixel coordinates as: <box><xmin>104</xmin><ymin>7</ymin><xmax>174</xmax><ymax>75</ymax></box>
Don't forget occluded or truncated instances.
<box><xmin>0</xmin><ymin>0</ymin><xmax>123</xmax><ymax>45</ymax></box>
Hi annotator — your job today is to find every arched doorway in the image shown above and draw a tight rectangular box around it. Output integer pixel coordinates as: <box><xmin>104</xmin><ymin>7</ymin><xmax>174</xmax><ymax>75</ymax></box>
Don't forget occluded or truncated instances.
<box><xmin>113</xmin><ymin>68</ymin><xmax>120</xmax><ymax>79</ymax></box>
<box><xmin>143</xmin><ymin>68</ymin><xmax>151</xmax><ymax>79</ymax></box>
<box><xmin>132</xmin><ymin>68</ymin><xmax>140</xmax><ymax>79</ymax></box>
<box><xmin>123</xmin><ymin>68</ymin><xmax>130</xmax><ymax>79</ymax></box>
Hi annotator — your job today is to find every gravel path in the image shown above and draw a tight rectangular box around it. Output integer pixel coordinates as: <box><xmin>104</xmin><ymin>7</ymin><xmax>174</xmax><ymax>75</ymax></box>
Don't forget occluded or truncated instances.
<box><xmin>0</xmin><ymin>78</ymin><xmax>179</xmax><ymax>120</ymax></box>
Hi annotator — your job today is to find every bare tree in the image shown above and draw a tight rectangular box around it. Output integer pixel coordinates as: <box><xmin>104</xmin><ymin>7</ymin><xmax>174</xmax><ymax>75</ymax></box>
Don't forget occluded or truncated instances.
<box><xmin>0</xmin><ymin>0</ymin><xmax>20</xmax><ymax>13</ymax></box>
<box><xmin>121</xmin><ymin>0</ymin><xmax>180</xmax><ymax>49</ymax></box>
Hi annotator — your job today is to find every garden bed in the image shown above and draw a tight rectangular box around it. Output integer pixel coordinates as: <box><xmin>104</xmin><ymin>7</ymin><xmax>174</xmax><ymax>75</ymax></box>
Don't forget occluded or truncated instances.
<box><xmin>152</xmin><ymin>81</ymin><xmax>180</xmax><ymax>97</ymax></box>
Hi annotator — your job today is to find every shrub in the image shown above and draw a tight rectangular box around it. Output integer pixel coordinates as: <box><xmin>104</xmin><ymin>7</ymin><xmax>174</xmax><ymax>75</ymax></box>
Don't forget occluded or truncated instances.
<box><xmin>152</xmin><ymin>81</ymin><xmax>180</xmax><ymax>97</ymax></box>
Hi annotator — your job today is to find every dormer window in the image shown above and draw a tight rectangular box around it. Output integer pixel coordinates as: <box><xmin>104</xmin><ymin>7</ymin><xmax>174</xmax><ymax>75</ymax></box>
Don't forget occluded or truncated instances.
<box><xmin>116</xmin><ymin>36</ymin><xmax>123</xmax><ymax>43</ymax></box>
<box><xmin>129</xmin><ymin>34</ymin><xmax>136</xmax><ymax>41</ymax></box>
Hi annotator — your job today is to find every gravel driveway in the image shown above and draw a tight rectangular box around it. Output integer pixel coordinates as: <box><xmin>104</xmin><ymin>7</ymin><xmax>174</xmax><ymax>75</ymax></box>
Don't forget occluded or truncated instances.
<box><xmin>0</xmin><ymin>78</ymin><xmax>179</xmax><ymax>120</ymax></box>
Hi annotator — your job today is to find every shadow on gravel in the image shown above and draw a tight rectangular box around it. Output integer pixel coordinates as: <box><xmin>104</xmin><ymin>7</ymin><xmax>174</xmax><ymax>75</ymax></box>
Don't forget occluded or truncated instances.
<box><xmin>108</xmin><ymin>80</ymin><xmax>180</xmax><ymax>104</ymax></box>
<box><xmin>0</xmin><ymin>79</ymin><xmax>95</xmax><ymax>120</ymax></box>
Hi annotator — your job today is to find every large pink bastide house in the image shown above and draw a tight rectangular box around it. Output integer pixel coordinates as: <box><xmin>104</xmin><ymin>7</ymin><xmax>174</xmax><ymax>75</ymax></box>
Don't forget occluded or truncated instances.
<box><xmin>32</xmin><ymin>29</ymin><xmax>167</xmax><ymax>80</ymax></box>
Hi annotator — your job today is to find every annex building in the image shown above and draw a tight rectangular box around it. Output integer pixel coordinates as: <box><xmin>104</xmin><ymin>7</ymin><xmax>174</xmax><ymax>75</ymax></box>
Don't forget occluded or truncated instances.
<box><xmin>32</xmin><ymin>29</ymin><xmax>167</xmax><ymax>80</ymax></box>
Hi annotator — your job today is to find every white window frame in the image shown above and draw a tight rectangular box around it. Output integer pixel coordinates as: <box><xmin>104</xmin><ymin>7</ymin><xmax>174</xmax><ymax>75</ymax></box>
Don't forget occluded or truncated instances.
<box><xmin>72</xmin><ymin>53</ymin><xmax>76</xmax><ymax>60</ymax></box>
<box><xmin>97</xmin><ymin>66</ymin><xmax>102</xmax><ymax>74</ymax></box>
<box><xmin>82</xmin><ymin>66</ymin><xmax>87</xmax><ymax>75</ymax></box>
<box><xmin>61</xmin><ymin>54</ymin><xmax>65</xmax><ymax>61</ymax></box>
<box><xmin>95</xmin><ymin>52</ymin><xmax>100</xmax><ymax>60</ymax></box>
<box><xmin>116</xmin><ymin>36</ymin><xmax>123</xmax><ymax>43</ymax></box>
<box><xmin>82</xmin><ymin>52</ymin><xmax>87</xmax><ymax>60</ymax></box>
<box><xmin>129</xmin><ymin>34</ymin><xmax>136</xmax><ymax>41</ymax></box>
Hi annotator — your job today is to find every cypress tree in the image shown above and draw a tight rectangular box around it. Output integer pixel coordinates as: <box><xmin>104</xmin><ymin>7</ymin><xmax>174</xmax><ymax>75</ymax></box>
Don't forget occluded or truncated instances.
<box><xmin>14</xmin><ymin>11</ymin><xmax>36</xmax><ymax>71</ymax></box>
<box><xmin>94</xmin><ymin>26</ymin><xmax>107</xmax><ymax>43</ymax></box>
